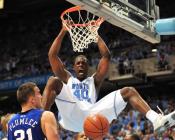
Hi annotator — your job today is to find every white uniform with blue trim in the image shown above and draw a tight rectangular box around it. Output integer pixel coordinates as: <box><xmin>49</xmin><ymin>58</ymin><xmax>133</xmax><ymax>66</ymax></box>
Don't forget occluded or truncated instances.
<box><xmin>55</xmin><ymin>76</ymin><xmax>127</xmax><ymax>132</ymax></box>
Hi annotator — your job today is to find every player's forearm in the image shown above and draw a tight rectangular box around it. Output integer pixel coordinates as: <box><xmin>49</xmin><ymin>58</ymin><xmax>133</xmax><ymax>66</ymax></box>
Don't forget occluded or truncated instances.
<box><xmin>48</xmin><ymin>28</ymin><xmax>67</xmax><ymax>57</ymax></box>
<box><xmin>97</xmin><ymin>36</ymin><xmax>111</xmax><ymax>59</ymax></box>
<box><xmin>42</xmin><ymin>91</ymin><xmax>56</xmax><ymax>110</ymax></box>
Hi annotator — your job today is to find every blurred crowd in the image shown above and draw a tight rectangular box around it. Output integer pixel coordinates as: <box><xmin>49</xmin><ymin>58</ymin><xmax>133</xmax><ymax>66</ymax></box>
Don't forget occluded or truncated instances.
<box><xmin>0</xmin><ymin>12</ymin><xmax>175</xmax><ymax>80</ymax></box>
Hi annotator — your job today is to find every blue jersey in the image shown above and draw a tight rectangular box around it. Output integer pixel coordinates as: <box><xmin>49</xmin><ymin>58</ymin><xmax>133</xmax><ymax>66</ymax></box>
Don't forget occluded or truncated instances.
<box><xmin>8</xmin><ymin>109</ymin><xmax>45</xmax><ymax>140</ymax></box>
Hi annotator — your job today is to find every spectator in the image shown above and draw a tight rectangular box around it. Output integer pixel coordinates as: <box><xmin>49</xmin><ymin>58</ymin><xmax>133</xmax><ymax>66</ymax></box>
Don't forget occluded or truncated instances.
<box><xmin>1</xmin><ymin>113</ymin><xmax>15</xmax><ymax>140</ymax></box>
<box><xmin>124</xmin><ymin>133</ymin><xmax>141</xmax><ymax>140</ymax></box>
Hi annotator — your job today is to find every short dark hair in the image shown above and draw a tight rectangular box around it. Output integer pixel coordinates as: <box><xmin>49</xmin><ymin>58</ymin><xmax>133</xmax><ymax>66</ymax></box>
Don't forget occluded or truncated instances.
<box><xmin>130</xmin><ymin>134</ymin><xmax>140</xmax><ymax>140</ymax></box>
<box><xmin>17</xmin><ymin>82</ymin><xmax>36</xmax><ymax>105</ymax></box>
<box><xmin>74</xmin><ymin>55</ymin><xmax>88</xmax><ymax>64</ymax></box>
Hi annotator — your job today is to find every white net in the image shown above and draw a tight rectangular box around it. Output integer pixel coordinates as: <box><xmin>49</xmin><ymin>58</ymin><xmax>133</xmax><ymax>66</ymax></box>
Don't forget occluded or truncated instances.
<box><xmin>61</xmin><ymin>6</ymin><xmax>103</xmax><ymax>52</ymax></box>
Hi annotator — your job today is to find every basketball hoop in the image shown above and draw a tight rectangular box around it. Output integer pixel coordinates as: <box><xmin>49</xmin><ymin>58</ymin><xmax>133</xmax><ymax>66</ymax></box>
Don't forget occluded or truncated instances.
<box><xmin>61</xmin><ymin>6</ymin><xmax>104</xmax><ymax>52</ymax></box>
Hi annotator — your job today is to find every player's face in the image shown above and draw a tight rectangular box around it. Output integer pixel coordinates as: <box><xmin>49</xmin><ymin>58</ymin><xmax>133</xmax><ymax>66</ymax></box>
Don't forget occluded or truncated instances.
<box><xmin>124</xmin><ymin>135</ymin><xmax>134</xmax><ymax>140</ymax></box>
<box><xmin>75</xmin><ymin>132</ymin><xmax>89</xmax><ymax>140</ymax></box>
<box><xmin>73</xmin><ymin>56</ymin><xmax>89</xmax><ymax>81</ymax></box>
<box><xmin>33</xmin><ymin>86</ymin><xmax>42</xmax><ymax>109</ymax></box>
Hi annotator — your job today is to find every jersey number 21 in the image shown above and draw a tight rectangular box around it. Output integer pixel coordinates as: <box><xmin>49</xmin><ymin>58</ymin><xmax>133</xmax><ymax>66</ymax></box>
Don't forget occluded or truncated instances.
<box><xmin>14</xmin><ymin>128</ymin><xmax>32</xmax><ymax>140</ymax></box>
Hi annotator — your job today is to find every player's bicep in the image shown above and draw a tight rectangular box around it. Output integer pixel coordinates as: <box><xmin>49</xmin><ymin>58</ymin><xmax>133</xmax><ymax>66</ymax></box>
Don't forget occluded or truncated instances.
<box><xmin>49</xmin><ymin>55</ymin><xmax>70</xmax><ymax>82</ymax></box>
<box><xmin>41</xmin><ymin>111</ymin><xmax>60</xmax><ymax>140</ymax></box>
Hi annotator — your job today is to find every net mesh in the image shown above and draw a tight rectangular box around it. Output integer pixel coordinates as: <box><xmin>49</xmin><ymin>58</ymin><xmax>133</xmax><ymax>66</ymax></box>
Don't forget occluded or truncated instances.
<box><xmin>61</xmin><ymin>7</ymin><xmax>103</xmax><ymax>52</ymax></box>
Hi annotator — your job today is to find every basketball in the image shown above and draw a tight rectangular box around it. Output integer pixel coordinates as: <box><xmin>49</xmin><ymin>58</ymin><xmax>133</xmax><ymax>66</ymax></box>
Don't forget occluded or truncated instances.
<box><xmin>83</xmin><ymin>113</ymin><xmax>109</xmax><ymax>139</ymax></box>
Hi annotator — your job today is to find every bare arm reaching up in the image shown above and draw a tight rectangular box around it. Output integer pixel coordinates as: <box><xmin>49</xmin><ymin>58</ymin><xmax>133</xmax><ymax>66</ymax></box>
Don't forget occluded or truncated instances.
<box><xmin>48</xmin><ymin>25</ymin><xmax>71</xmax><ymax>83</ymax></box>
<box><xmin>94</xmin><ymin>35</ymin><xmax>111</xmax><ymax>92</ymax></box>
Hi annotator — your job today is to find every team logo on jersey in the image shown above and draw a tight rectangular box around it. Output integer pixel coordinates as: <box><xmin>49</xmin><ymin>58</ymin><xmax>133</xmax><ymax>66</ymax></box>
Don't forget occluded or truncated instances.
<box><xmin>72</xmin><ymin>83</ymin><xmax>91</xmax><ymax>103</ymax></box>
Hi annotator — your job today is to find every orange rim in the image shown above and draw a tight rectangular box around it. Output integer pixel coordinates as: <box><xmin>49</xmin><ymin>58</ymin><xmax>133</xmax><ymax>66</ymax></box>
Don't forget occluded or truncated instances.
<box><xmin>61</xmin><ymin>6</ymin><xmax>81</xmax><ymax>21</ymax></box>
<box><xmin>61</xmin><ymin>6</ymin><xmax>104</xmax><ymax>27</ymax></box>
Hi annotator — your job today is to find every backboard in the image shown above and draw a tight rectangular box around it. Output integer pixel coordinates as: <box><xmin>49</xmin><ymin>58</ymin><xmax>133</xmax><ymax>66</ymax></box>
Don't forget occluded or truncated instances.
<box><xmin>65</xmin><ymin>0</ymin><xmax>160</xmax><ymax>43</ymax></box>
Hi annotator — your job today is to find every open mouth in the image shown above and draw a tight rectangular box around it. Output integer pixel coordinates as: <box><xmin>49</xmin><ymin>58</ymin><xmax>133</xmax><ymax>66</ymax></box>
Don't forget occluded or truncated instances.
<box><xmin>78</xmin><ymin>70</ymin><xmax>84</xmax><ymax>75</ymax></box>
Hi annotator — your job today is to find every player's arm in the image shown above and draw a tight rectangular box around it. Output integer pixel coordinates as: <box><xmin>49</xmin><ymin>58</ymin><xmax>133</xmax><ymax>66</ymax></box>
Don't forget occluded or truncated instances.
<box><xmin>41</xmin><ymin>111</ymin><xmax>60</xmax><ymax>140</ymax></box>
<box><xmin>42</xmin><ymin>76</ymin><xmax>61</xmax><ymax>110</ymax></box>
<box><xmin>94</xmin><ymin>35</ymin><xmax>111</xmax><ymax>91</ymax></box>
<box><xmin>48</xmin><ymin>25</ymin><xmax>71</xmax><ymax>83</ymax></box>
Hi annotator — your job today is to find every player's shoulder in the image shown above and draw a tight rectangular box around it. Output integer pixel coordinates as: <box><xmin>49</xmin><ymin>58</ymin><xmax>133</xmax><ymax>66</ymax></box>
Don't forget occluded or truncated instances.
<box><xmin>84</xmin><ymin>76</ymin><xmax>94</xmax><ymax>82</ymax></box>
<box><xmin>41</xmin><ymin>111</ymin><xmax>55</xmax><ymax>120</ymax></box>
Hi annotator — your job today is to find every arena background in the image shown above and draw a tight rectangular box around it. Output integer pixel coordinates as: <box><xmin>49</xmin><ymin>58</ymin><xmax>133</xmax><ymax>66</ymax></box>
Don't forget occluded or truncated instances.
<box><xmin>0</xmin><ymin>0</ymin><xmax>175</xmax><ymax>139</ymax></box>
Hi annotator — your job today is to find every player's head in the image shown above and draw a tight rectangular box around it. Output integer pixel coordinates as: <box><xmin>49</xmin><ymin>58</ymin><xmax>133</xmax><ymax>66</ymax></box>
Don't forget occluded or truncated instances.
<box><xmin>124</xmin><ymin>134</ymin><xmax>140</xmax><ymax>140</ymax></box>
<box><xmin>73</xmin><ymin>55</ymin><xmax>89</xmax><ymax>80</ymax></box>
<box><xmin>17</xmin><ymin>82</ymin><xmax>42</xmax><ymax>109</ymax></box>
<box><xmin>74</xmin><ymin>132</ymin><xmax>89</xmax><ymax>140</ymax></box>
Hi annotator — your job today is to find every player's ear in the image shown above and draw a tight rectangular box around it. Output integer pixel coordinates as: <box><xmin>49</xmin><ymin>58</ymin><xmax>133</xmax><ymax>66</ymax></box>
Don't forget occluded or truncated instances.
<box><xmin>29</xmin><ymin>96</ymin><xmax>35</xmax><ymax>104</ymax></box>
<box><xmin>32</xmin><ymin>98</ymin><xmax>35</xmax><ymax>104</ymax></box>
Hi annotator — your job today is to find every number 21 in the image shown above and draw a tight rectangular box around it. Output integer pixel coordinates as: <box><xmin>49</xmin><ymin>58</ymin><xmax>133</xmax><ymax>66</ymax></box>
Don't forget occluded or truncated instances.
<box><xmin>14</xmin><ymin>128</ymin><xmax>33</xmax><ymax>140</ymax></box>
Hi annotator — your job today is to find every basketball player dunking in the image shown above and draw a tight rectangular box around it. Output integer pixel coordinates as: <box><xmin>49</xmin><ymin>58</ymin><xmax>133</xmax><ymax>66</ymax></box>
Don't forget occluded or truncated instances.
<box><xmin>42</xmin><ymin>24</ymin><xmax>175</xmax><ymax>133</ymax></box>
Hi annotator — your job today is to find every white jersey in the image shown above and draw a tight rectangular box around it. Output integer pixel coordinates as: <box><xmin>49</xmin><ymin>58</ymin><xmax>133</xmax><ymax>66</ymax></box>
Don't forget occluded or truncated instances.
<box><xmin>55</xmin><ymin>76</ymin><xmax>97</xmax><ymax>132</ymax></box>
<box><xmin>55</xmin><ymin>76</ymin><xmax>127</xmax><ymax>132</ymax></box>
